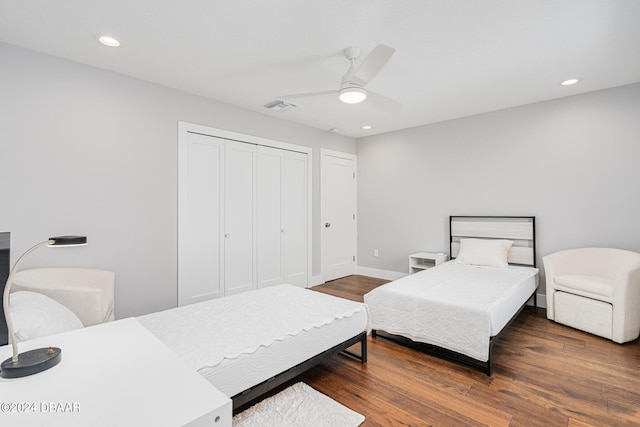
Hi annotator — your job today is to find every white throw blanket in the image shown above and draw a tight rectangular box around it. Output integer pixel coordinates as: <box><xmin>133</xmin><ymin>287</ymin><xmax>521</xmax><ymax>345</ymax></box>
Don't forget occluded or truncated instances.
<box><xmin>364</xmin><ymin>262</ymin><xmax>538</xmax><ymax>361</ymax></box>
<box><xmin>138</xmin><ymin>284</ymin><xmax>369</xmax><ymax>370</ymax></box>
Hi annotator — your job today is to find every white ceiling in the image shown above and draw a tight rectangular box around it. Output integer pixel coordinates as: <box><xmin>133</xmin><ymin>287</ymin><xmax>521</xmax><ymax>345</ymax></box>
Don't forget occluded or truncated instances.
<box><xmin>1</xmin><ymin>0</ymin><xmax>639</xmax><ymax>138</ymax></box>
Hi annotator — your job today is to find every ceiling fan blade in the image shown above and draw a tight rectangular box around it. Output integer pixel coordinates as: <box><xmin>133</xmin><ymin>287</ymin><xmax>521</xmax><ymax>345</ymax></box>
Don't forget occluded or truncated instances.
<box><xmin>367</xmin><ymin>91</ymin><xmax>403</xmax><ymax>111</ymax></box>
<box><xmin>351</xmin><ymin>44</ymin><xmax>395</xmax><ymax>86</ymax></box>
<box><xmin>278</xmin><ymin>90</ymin><xmax>339</xmax><ymax>100</ymax></box>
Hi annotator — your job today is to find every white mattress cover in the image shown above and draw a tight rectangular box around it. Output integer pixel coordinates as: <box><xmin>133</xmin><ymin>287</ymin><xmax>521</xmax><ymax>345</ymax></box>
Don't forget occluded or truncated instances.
<box><xmin>364</xmin><ymin>261</ymin><xmax>538</xmax><ymax>362</ymax></box>
<box><xmin>137</xmin><ymin>284</ymin><xmax>369</xmax><ymax>396</ymax></box>
<box><xmin>198</xmin><ymin>308</ymin><xmax>368</xmax><ymax>397</ymax></box>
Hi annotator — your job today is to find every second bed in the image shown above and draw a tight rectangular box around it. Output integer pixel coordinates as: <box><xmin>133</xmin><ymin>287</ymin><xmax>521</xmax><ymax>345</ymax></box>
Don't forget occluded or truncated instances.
<box><xmin>364</xmin><ymin>216</ymin><xmax>538</xmax><ymax>375</ymax></box>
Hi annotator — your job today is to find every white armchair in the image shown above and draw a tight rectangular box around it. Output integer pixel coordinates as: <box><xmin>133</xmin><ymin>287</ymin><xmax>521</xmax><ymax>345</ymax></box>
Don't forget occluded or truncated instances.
<box><xmin>11</xmin><ymin>268</ymin><xmax>115</xmax><ymax>327</ymax></box>
<box><xmin>544</xmin><ymin>248</ymin><xmax>640</xmax><ymax>343</ymax></box>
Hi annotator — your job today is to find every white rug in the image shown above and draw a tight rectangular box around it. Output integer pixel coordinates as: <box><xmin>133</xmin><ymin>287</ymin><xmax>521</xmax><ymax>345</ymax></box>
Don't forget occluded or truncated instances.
<box><xmin>233</xmin><ymin>382</ymin><xmax>365</xmax><ymax>427</ymax></box>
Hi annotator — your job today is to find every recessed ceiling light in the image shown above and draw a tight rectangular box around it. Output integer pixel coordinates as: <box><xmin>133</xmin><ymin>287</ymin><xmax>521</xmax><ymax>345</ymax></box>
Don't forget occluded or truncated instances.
<box><xmin>97</xmin><ymin>35</ymin><xmax>121</xmax><ymax>47</ymax></box>
<box><xmin>560</xmin><ymin>78</ymin><xmax>581</xmax><ymax>86</ymax></box>
<box><xmin>362</xmin><ymin>125</ymin><xmax>372</xmax><ymax>130</ymax></box>
<box><xmin>329</xmin><ymin>127</ymin><xmax>341</xmax><ymax>133</ymax></box>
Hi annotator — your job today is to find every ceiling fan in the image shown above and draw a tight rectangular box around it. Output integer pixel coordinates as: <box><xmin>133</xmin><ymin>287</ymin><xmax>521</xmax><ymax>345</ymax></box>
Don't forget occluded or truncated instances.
<box><xmin>277</xmin><ymin>44</ymin><xmax>402</xmax><ymax>110</ymax></box>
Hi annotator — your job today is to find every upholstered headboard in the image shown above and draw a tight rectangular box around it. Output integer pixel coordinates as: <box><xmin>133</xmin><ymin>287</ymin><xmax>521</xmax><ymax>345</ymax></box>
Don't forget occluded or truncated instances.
<box><xmin>449</xmin><ymin>216</ymin><xmax>536</xmax><ymax>267</ymax></box>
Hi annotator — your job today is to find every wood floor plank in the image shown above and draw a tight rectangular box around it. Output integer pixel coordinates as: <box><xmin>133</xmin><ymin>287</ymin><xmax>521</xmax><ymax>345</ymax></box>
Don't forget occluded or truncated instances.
<box><xmin>295</xmin><ymin>275</ymin><xmax>640</xmax><ymax>426</ymax></box>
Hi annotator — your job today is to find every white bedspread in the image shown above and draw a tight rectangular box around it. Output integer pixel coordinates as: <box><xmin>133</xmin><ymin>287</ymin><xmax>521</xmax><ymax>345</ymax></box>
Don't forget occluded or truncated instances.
<box><xmin>137</xmin><ymin>284</ymin><xmax>369</xmax><ymax>371</ymax></box>
<box><xmin>364</xmin><ymin>261</ymin><xmax>538</xmax><ymax>362</ymax></box>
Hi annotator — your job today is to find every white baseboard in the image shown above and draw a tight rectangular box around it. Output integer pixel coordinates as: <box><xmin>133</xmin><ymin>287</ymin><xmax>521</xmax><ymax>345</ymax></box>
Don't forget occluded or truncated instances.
<box><xmin>534</xmin><ymin>292</ymin><xmax>547</xmax><ymax>309</ymax></box>
<box><xmin>356</xmin><ymin>266</ymin><xmax>407</xmax><ymax>281</ymax></box>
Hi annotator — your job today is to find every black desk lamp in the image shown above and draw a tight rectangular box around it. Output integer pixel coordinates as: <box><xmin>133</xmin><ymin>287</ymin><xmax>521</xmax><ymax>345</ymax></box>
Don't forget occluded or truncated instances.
<box><xmin>0</xmin><ymin>236</ymin><xmax>87</xmax><ymax>379</ymax></box>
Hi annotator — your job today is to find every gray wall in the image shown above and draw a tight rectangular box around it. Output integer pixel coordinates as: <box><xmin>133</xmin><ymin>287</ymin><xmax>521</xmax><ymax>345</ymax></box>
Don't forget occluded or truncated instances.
<box><xmin>0</xmin><ymin>43</ymin><xmax>356</xmax><ymax>318</ymax></box>
<box><xmin>356</xmin><ymin>83</ymin><xmax>640</xmax><ymax>288</ymax></box>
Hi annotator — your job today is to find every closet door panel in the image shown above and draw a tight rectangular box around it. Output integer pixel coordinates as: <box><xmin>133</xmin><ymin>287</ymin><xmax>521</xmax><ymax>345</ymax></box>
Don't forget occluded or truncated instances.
<box><xmin>178</xmin><ymin>133</ymin><xmax>224</xmax><ymax>305</ymax></box>
<box><xmin>257</xmin><ymin>146</ymin><xmax>284</xmax><ymax>289</ymax></box>
<box><xmin>283</xmin><ymin>151</ymin><xmax>308</xmax><ymax>287</ymax></box>
<box><xmin>224</xmin><ymin>141</ymin><xmax>256</xmax><ymax>295</ymax></box>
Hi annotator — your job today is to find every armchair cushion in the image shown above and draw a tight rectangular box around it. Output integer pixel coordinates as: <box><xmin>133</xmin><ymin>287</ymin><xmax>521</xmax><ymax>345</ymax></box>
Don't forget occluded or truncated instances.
<box><xmin>554</xmin><ymin>274</ymin><xmax>614</xmax><ymax>299</ymax></box>
<box><xmin>10</xmin><ymin>291</ymin><xmax>84</xmax><ymax>342</ymax></box>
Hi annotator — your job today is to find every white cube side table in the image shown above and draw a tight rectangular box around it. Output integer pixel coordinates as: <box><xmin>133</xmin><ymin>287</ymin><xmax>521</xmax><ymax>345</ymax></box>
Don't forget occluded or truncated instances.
<box><xmin>409</xmin><ymin>252</ymin><xmax>449</xmax><ymax>274</ymax></box>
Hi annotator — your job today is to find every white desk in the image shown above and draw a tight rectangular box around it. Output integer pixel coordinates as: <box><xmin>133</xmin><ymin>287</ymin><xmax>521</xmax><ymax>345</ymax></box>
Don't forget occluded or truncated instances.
<box><xmin>0</xmin><ymin>318</ymin><xmax>231</xmax><ymax>427</ymax></box>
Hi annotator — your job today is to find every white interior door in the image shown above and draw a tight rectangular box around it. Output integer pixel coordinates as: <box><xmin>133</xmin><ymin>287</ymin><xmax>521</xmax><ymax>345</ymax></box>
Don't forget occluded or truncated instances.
<box><xmin>321</xmin><ymin>150</ymin><xmax>357</xmax><ymax>282</ymax></box>
<box><xmin>224</xmin><ymin>140</ymin><xmax>256</xmax><ymax>295</ymax></box>
<box><xmin>283</xmin><ymin>150</ymin><xmax>308</xmax><ymax>287</ymax></box>
<box><xmin>178</xmin><ymin>133</ymin><xmax>225</xmax><ymax>305</ymax></box>
<box><xmin>257</xmin><ymin>146</ymin><xmax>284</xmax><ymax>289</ymax></box>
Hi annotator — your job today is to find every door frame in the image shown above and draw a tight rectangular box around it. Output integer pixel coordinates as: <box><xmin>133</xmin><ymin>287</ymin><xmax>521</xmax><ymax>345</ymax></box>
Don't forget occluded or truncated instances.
<box><xmin>320</xmin><ymin>149</ymin><xmax>357</xmax><ymax>283</ymax></box>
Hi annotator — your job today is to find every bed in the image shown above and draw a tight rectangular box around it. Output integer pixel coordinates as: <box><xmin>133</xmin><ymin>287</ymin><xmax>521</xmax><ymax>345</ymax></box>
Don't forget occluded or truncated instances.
<box><xmin>364</xmin><ymin>216</ymin><xmax>538</xmax><ymax>375</ymax></box>
<box><xmin>137</xmin><ymin>284</ymin><xmax>369</xmax><ymax>410</ymax></box>
<box><xmin>2</xmin><ymin>283</ymin><xmax>369</xmax><ymax>411</ymax></box>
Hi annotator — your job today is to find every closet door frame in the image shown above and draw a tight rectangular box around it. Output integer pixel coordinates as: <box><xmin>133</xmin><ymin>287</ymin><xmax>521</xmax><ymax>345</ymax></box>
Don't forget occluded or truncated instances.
<box><xmin>178</xmin><ymin>122</ymin><xmax>312</xmax><ymax>303</ymax></box>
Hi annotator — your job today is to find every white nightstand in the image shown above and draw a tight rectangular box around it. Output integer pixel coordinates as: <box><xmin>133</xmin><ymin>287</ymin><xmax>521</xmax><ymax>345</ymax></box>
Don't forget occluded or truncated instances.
<box><xmin>409</xmin><ymin>252</ymin><xmax>449</xmax><ymax>274</ymax></box>
<box><xmin>0</xmin><ymin>318</ymin><xmax>231</xmax><ymax>427</ymax></box>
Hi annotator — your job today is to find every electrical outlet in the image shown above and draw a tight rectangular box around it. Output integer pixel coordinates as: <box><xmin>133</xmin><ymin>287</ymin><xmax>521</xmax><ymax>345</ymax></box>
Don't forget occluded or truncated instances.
<box><xmin>374</xmin><ymin>249</ymin><xmax>379</xmax><ymax>257</ymax></box>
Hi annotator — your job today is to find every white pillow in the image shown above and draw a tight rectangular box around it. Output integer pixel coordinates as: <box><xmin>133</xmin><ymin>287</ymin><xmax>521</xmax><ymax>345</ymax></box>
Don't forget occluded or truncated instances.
<box><xmin>9</xmin><ymin>291</ymin><xmax>84</xmax><ymax>343</ymax></box>
<box><xmin>455</xmin><ymin>238</ymin><xmax>513</xmax><ymax>268</ymax></box>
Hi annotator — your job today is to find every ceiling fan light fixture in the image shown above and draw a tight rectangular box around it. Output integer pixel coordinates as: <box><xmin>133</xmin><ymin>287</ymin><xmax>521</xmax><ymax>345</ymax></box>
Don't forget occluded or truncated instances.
<box><xmin>338</xmin><ymin>87</ymin><xmax>367</xmax><ymax>104</ymax></box>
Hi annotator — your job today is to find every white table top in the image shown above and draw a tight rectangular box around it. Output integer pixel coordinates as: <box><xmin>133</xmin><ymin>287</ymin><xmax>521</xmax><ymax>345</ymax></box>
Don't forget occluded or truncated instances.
<box><xmin>410</xmin><ymin>252</ymin><xmax>448</xmax><ymax>259</ymax></box>
<box><xmin>0</xmin><ymin>318</ymin><xmax>231</xmax><ymax>427</ymax></box>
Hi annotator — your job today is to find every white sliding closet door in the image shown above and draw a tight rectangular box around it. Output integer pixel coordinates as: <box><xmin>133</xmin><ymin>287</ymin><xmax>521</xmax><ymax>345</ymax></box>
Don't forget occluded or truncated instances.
<box><xmin>224</xmin><ymin>141</ymin><xmax>256</xmax><ymax>296</ymax></box>
<box><xmin>178</xmin><ymin>133</ymin><xmax>225</xmax><ymax>305</ymax></box>
<box><xmin>178</xmin><ymin>122</ymin><xmax>311</xmax><ymax>304</ymax></box>
<box><xmin>256</xmin><ymin>148</ymin><xmax>308</xmax><ymax>289</ymax></box>
<box><xmin>257</xmin><ymin>146</ymin><xmax>284</xmax><ymax>289</ymax></box>
<box><xmin>283</xmin><ymin>151</ymin><xmax>308</xmax><ymax>287</ymax></box>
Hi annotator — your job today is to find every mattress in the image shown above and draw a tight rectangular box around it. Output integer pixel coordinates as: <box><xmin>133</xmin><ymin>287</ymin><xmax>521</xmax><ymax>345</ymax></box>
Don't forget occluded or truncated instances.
<box><xmin>137</xmin><ymin>284</ymin><xmax>369</xmax><ymax>397</ymax></box>
<box><xmin>364</xmin><ymin>261</ymin><xmax>538</xmax><ymax>362</ymax></box>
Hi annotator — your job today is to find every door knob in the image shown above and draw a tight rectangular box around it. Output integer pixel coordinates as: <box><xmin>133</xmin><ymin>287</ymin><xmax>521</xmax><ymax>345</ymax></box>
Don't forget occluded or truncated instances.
<box><xmin>225</xmin><ymin>233</ymin><xmax>230</xmax><ymax>238</ymax></box>
<box><xmin>325</xmin><ymin>223</ymin><xmax>331</xmax><ymax>228</ymax></box>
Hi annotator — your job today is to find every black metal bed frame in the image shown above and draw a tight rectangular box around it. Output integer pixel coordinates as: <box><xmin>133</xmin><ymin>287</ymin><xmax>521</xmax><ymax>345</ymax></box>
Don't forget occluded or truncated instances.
<box><xmin>231</xmin><ymin>331</ymin><xmax>367</xmax><ymax>412</ymax></box>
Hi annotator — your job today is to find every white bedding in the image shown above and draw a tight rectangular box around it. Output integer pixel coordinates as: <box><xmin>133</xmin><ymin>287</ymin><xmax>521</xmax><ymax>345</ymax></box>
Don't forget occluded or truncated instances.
<box><xmin>137</xmin><ymin>284</ymin><xmax>369</xmax><ymax>397</ymax></box>
<box><xmin>363</xmin><ymin>261</ymin><xmax>538</xmax><ymax>362</ymax></box>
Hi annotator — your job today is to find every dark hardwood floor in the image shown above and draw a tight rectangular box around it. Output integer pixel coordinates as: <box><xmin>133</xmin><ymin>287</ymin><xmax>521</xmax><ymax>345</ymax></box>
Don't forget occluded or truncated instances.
<box><xmin>297</xmin><ymin>275</ymin><xmax>640</xmax><ymax>427</ymax></box>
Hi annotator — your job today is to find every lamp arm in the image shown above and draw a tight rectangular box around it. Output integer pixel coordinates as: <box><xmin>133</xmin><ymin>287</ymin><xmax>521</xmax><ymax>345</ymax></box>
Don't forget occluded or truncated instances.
<box><xmin>3</xmin><ymin>240</ymin><xmax>53</xmax><ymax>362</ymax></box>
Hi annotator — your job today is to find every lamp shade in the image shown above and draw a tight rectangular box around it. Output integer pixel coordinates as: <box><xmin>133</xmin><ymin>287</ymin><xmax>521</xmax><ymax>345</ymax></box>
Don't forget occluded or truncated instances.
<box><xmin>49</xmin><ymin>235</ymin><xmax>87</xmax><ymax>246</ymax></box>
<box><xmin>0</xmin><ymin>235</ymin><xmax>87</xmax><ymax>379</ymax></box>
